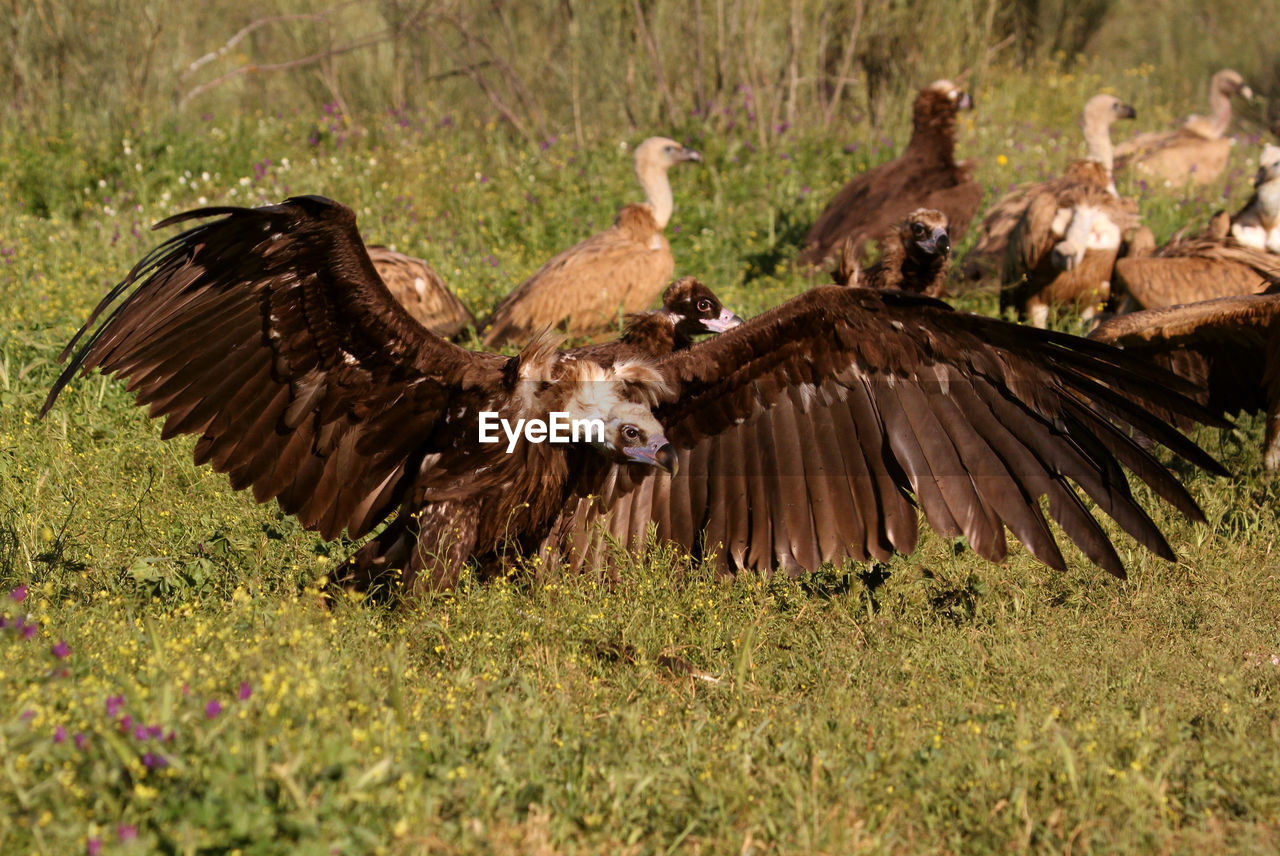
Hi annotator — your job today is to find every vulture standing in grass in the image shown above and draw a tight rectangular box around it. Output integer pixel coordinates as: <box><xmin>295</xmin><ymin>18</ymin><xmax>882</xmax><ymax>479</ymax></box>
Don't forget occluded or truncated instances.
<box><xmin>480</xmin><ymin>137</ymin><xmax>702</xmax><ymax>348</ymax></box>
<box><xmin>366</xmin><ymin>246</ymin><xmax>475</xmax><ymax>339</ymax></box>
<box><xmin>1229</xmin><ymin>145</ymin><xmax>1280</xmax><ymax>253</ymax></box>
<box><xmin>1090</xmin><ymin>290</ymin><xmax>1280</xmax><ymax>468</ymax></box>
<box><xmin>43</xmin><ymin>195</ymin><xmax>1228</xmax><ymax>595</ymax></box>
<box><xmin>1112</xmin><ymin>213</ymin><xmax>1280</xmax><ymax>311</ymax></box>
<box><xmin>833</xmin><ymin>208</ymin><xmax>951</xmax><ymax>297</ymax></box>
<box><xmin>799</xmin><ymin>80</ymin><xmax>981</xmax><ymax>267</ymax></box>
<box><xmin>966</xmin><ymin>94</ymin><xmax>1137</xmax><ymax>282</ymax></box>
<box><xmin>1115</xmin><ymin>69</ymin><xmax>1253</xmax><ymax>187</ymax></box>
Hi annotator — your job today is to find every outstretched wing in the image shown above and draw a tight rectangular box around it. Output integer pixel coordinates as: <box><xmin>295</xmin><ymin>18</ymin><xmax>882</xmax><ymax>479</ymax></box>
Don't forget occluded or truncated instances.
<box><xmin>43</xmin><ymin>195</ymin><xmax>507</xmax><ymax>541</ymax></box>
<box><xmin>554</xmin><ymin>286</ymin><xmax>1226</xmax><ymax>579</ymax></box>
<box><xmin>1090</xmin><ymin>291</ymin><xmax>1280</xmax><ymax>419</ymax></box>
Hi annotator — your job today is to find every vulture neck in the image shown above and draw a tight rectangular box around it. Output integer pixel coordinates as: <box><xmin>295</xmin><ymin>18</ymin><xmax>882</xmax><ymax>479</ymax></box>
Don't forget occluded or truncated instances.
<box><xmin>908</xmin><ymin>96</ymin><xmax>958</xmax><ymax>166</ymax></box>
<box><xmin>636</xmin><ymin>159</ymin><xmax>675</xmax><ymax>229</ymax></box>
<box><xmin>1081</xmin><ymin>120</ymin><xmax>1117</xmax><ymax>193</ymax></box>
<box><xmin>1203</xmin><ymin>84</ymin><xmax>1235</xmax><ymax>139</ymax></box>
<box><xmin>620</xmin><ymin>311</ymin><xmax>682</xmax><ymax>354</ymax></box>
<box><xmin>1258</xmin><ymin>180</ymin><xmax>1280</xmax><ymax>229</ymax></box>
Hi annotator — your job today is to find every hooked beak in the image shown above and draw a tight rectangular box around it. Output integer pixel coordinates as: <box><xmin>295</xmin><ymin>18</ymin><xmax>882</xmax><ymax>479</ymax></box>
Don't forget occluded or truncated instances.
<box><xmin>1241</xmin><ymin>85</ymin><xmax>1255</xmax><ymax>101</ymax></box>
<box><xmin>625</xmin><ymin>436</ymin><xmax>679</xmax><ymax>475</ymax></box>
<box><xmin>681</xmin><ymin>147</ymin><xmax>704</xmax><ymax>164</ymax></box>
<box><xmin>957</xmin><ymin>92</ymin><xmax>974</xmax><ymax>111</ymax></box>
<box><xmin>916</xmin><ymin>228</ymin><xmax>950</xmax><ymax>257</ymax></box>
<box><xmin>1117</xmin><ymin>102</ymin><xmax>1137</xmax><ymax>120</ymax></box>
<box><xmin>701</xmin><ymin>307</ymin><xmax>745</xmax><ymax>333</ymax></box>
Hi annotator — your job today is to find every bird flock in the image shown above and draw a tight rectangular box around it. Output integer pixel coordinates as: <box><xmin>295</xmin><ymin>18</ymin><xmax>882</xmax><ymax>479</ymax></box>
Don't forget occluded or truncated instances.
<box><xmin>39</xmin><ymin>69</ymin><xmax>1280</xmax><ymax>599</ymax></box>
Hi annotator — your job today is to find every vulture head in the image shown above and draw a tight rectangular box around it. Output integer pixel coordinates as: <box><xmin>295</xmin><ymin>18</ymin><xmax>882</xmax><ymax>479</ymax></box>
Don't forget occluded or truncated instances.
<box><xmin>900</xmin><ymin>208</ymin><xmax>951</xmax><ymax>259</ymax></box>
<box><xmin>1082</xmin><ymin>94</ymin><xmax>1137</xmax><ymax>135</ymax></box>
<box><xmin>922</xmin><ymin>79</ymin><xmax>974</xmax><ymax>112</ymax></box>
<box><xmin>632</xmin><ymin>136</ymin><xmax>702</xmax><ymax>229</ymax></box>
<box><xmin>1255</xmin><ymin>145</ymin><xmax>1280</xmax><ymax>188</ymax></box>
<box><xmin>1212</xmin><ymin>69</ymin><xmax>1253</xmax><ymax>103</ymax></box>
<box><xmin>661</xmin><ymin>276</ymin><xmax>744</xmax><ymax>336</ymax></box>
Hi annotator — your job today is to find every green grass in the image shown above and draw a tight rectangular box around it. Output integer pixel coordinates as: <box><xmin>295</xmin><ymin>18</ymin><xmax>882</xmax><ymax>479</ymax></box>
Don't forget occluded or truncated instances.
<box><xmin>3</xmin><ymin>51</ymin><xmax>1280</xmax><ymax>855</ymax></box>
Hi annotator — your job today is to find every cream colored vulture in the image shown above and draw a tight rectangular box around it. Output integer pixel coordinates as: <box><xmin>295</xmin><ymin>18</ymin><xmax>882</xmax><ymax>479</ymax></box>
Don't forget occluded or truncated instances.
<box><xmin>1230</xmin><ymin>145</ymin><xmax>1280</xmax><ymax>253</ymax></box>
<box><xmin>1115</xmin><ymin>69</ymin><xmax>1253</xmax><ymax>187</ymax></box>
<box><xmin>481</xmin><ymin>137</ymin><xmax>702</xmax><ymax>348</ymax></box>
<box><xmin>1090</xmin><ymin>290</ymin><xmax>1280</xmax><ymax>469</ymax></box>
<box><xmin>966</xmin><ymin>94</ymin><xmax>1136</xmax><ymax>281</ymax></box>
<box><xmin>1113</xmin><ymin>213</ymin><xmax>1280</xmax><ymax>312</ymax></box>
<box><xmin>366</xmin><ymin>246</ymin><xmax>475</xmax><ymax>339</ymax></box>
<box><xmin>1000</xmin><ymin>155</ymin><xmax>1141</xmax><ymax>327</ymax></box>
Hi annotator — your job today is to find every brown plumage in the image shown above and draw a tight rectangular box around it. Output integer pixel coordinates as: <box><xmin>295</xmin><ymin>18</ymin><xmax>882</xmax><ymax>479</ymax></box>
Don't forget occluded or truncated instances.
<box><xmin>799</xmin><ymin>80</ymin><xmax>981</xmax><ymax>267</ymax></box>
<box><xmin>481</xmin><ymin>137</ymin><xmax>702</xmax><ymax>348</ymax></box>
<box><xmin>366</xmin><ymin>245</ymin><xmax>475</xmax><ymax>339</ymax></box>
<box><xmin>44</xmin><ymin>197</ymin><xmax>1227</xmax><ymax>596</ymax></box>
<box><xmin>1112</xmin><ymin>222</ymin><xmax>1280</xmax><ymax>311</ymax></box>
<box><xmin>1000</xmin><ymin>149</ymin><xmax>1142</xmax><ymax>326</ymax></box>
<box><xmin>1090</xmin><ymin>290</ymin><xmax>1280</xmax><ymax>468</ymax></box>
<box><xmin>548</xmin><ymin>285</ymin><xmax>1226</xmax><ymax>581</ymax></box>
<box><xmin>42</xmin><ymin>196</ymin><xmax>680</xmax><ymax>594</ymax></box>
<box><xmin>568</xmin><ymin>277</ymin><xmax>743</xmax><ymax>367</ymax></box>
<box><xmin>844</xmin><ymin>208</ymin><xmax>951</xmax><ymax>296</ymax></box>
<box><xmin>966</xmin><ymin>95</ymin><xmax>1136</xmax><ymax>282</ymax></box>
<box><xmin>1115</xmin><ymin>69</ymin><xmax>1253</xmax><ymax>187</ymax></box>
<box><xmin>1229</xmin><ymin>145</ymin><xmax>1280</xmax><ymax>253</ymax></box>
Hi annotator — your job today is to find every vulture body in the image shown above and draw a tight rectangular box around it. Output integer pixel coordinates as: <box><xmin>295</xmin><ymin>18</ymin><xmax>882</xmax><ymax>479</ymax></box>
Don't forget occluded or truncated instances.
<box><xmin>1113</xmin><ymin>217</ymin><xmax>1280</xmax><ymax>311</ymax></box>
<box><xmin>800</xmin><ymin>80</ymin><xmax>981</xmax><ymax>267</ymax></box>
<box><xmin>835</xmin><ymin>208</ymin><xmax>951</xmax><ymax>297</ymax></box>
<box><xmin>366</xmin><ymin>246</ymin><xmax>475</xmax><ymax>339</ymax></box>
<box><xmin>481</xmin><ymin>137</ymin><xmax>702</xmax><ymax>348</ymax></box>
<box><xmin>1115</xmin><ymin>70</ymin><xmax>1253</xmax><ymax>187</ymax></box>
<box><xmin>1000</xmin><ymin>162</ymin><xmax>1141</xmax><ymax>327</ymax></box>
<box><xmin>967</xmin><ymin>95</ymin><xmax>1136</xmax><ymax>282</ymax></box>
<box><xmin>1090</xmin><ymin>291</ymin><xmax>1280</xmax><ymax>468</ymax></box>
<box><xmin>45</xmin><ymin>196</ymin><xmax>1227</xmax><ymax>595</ymax></box>
<box><xmin>1230</xmin><ymin>145</ymin><xmax>1280</xmax><ymax>253</ymax></box>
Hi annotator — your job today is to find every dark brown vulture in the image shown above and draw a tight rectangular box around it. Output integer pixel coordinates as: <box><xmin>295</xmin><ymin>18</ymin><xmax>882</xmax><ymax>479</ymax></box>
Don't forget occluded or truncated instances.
<box><xmin>569</xmin><ymin>276</ymin><xmax>743</xmax><ymax>366</ymax></box>
<box><xmin>44</xmin><ymin>196</ymin><xmax>1227</xmax><ymax>595</ymax></box>
<box><xmin>1229</xmin><ymin>144</ymin><xmax>1280</xmax><ymax>253</ymax></box>
<box><xmin>841</xmin><ymin>208</ymin><xmax>951</xmax><ymax>296</ymax></box>
<box><xmin>967</xmin><ymin>95</ymin><xmax>1136</xmax><ymax>282</ymax></box>
<box><xmin>799</xmin><ymin>80</ymin><xmax>981</xmax><ymax>267</ymax></box>
<box><xmin>481</xmin><ymin>137</ymin><xmax>702</xmax><ymax>348</ymax></box>
<box><xmin>1115</xmin><ymin>69</ymin><xmax>1254</xmax><ymax>187</ymax></box>
<box><xmin>1090</xmin><ymin>290</ymin><xmax>1280</xmax><ymax>468</ymax></box>
<box><xmin>366</xmin><ymin>245</ymin><xmax>475</xmax><ymax>339</ymax></box>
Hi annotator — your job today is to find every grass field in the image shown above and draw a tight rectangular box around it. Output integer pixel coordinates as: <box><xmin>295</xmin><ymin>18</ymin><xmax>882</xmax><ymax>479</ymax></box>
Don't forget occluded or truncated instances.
<box><xmin>3</xmin><ymin>13</ymin><xmax>1280</xmax><ymax>852</ymax></box>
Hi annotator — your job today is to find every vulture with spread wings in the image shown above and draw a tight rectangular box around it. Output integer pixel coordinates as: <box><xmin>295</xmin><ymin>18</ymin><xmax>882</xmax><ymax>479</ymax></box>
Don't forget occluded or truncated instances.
<box><xmin>45</xmin><ymin>196</ymin><xmax>1226</xmax><ymax>597</ymax></box>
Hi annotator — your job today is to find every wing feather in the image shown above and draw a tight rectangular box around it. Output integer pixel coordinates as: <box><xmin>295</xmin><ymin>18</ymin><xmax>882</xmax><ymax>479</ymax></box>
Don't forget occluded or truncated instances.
<box><xmin>553</xmin><ymin>286</ymin><xmax>1223</xmax><ymax>579</ymax></box>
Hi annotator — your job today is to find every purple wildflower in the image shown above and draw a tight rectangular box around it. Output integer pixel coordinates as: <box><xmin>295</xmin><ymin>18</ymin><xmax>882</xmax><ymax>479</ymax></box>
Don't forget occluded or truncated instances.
<box><xmin>87</xmin><ymin>839</ymin><xmax>102</xmax><ymax>856</ymax></box>
<box><xmin>9</xmin><ymin>584</ymin><xmax>26</xmax><ymax>602</ymax></box>
<box><xmin>205</xmin><ymin>699</ymin><xmax>222</xmax><ymax>718</ymax></box>
<box><xmin>117</xmin><ymin>825</ymin><xmax>138</xmax><ymax>842</ymax></box>
<box><xmin>52</xmin><ymin>639</ymin><xmax>71</xmax><ymax>659</ymax></box>
<box><xmin>141</xmin><ymin>752</ymin><xmax>168</xmax><ymax>769</ymax></box>
<box><xmin>54</xmin><ymin>726</ymin><xmax>67</xmax><ymax>743</ymax></box>
<box><xmin>134</xmin><ymin>724</ymin><xmax>150</xmax><ymax>740</ymax></box>
<box><xmin>75</xmin><ymin>733</ymin><xmax>88</xmax><ymax>750</ymax></box>
<box><xmin>238</xmin><ymin>682</ymin><xmax>252</xmax><ymax>701</ymax></box>
<box><xmin>106</xmin><ymin>695</ymin><xmax>125</xmax><ymax>717</ymax></box>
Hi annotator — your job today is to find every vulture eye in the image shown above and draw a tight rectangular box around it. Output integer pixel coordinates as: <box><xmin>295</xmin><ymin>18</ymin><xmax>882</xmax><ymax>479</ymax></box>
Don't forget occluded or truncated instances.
<box><xmin>912</xmin><ymin>222</ymin><xmax>927</xmax><ymax>236</ymax></box>
<box><xmin>696</xmin><ymin>299</ymin><xmax>713</xmax><ymax>313</ymax></box>
<box><xmin>621</xmin><ymin>425</ymin><xmax>642</xmax><ymax>443</ymax></box>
